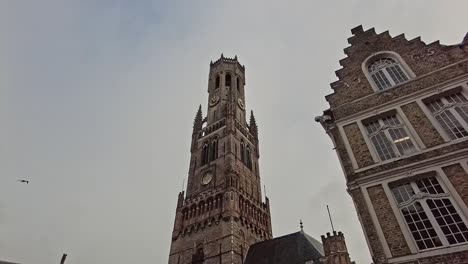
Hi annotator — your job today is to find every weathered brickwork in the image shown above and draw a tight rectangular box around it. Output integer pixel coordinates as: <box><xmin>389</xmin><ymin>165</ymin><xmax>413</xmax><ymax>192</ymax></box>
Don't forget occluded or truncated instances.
<box><xmin>443</xmin><ymin>163</ymin><xmax>468</xmax><ymax>206</ymax></box>
<box><xmin>418</xmin><ymin>250</ymin><xmax>468</xmax><ymax>264</ymax></box>
<box><xmin>317</xmin><ymin>25</ymin><xmax>468</xmax><ymax>264</ymax></box>
<box><xmin>350</xmin><ymin>140</ymin><xmax>468</xmax><ymax>181</ymax></box>
<box><xmin>349</xmin><ymin>188</ymin><xmax>386</xmax><ymax>262</ymax></box>
<box><xmin>326</xmin><ymin>26</ymin><xmax>468</xmax><ymax>118</ymax></box>
<box><xmin>400</xmin><ymin>102</ymin><xmax>445</xmax><ymax>147</ymax></box>
<box><xmin>367</xmin><ymin>185</ymin><xmax>411</xmax><ymax>257</ymax></box>
<box><xmin>343</xmin><ymin>123</ymin><xmax>374</xmax><ymax>168</ymax></box>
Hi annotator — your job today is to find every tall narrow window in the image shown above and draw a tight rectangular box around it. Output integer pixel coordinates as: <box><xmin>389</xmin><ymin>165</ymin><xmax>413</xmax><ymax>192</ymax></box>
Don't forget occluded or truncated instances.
<box><xmin>425</xmin><ymin>92</ymin><xmax>468</xmax><ymax>140</ymax></box>
<box><xmin>201</xmin><ymin>143</ymin><xmax>209</xmax><ymax>165</ymax></box>
<box><xmin>237</xmin><ymin>77</ymin><xmax>241</xmax><ymax>92</ymax></box>
<box><xmin>215</xmin><ymin>75</ymin><xmax>220</xmax><ymax>89</ymax></box>
<box><xmin>240</xmin><ymin>140</ymin><xmax>245</xmax><ymax>163</ymax></box>
<box><xmin>364</xmin><ymin>114</ymin><xmax>417</xmax><ymax>161</ymax></box>
<box><xmin>368</xmin><ymin>58</ymin><xmax>409</xmax><ymax>90</ymax></box>
<box><xmin>391</xmin><ymin>175</ymin><xmax>468</xmax><ymax>250</ymax></box>
<box><xmin>225</xmin><ymin>74</ymin><xmax>231</xmax><ymax>87</ymax></box>
<box><xmin>246</xmin><ymin>146</ymin><xmax>252</xmax><ymax>169</ymax></box>
<box><xmin>210</xmin><ymin>139</ymin><xmax>218</xmax><ymax>161</ymax></box>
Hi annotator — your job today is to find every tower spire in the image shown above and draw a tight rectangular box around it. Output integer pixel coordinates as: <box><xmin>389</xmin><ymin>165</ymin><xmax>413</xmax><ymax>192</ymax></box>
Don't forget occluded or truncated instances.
<box><xmin>193</xmin><ymin>105</ymin><xmax>203</xmax><ymax>132</ymax></box>
<box><xmin>249</xmin><ymin>110</ymin><xmax>258</xmax><ymax>138</ymax></box>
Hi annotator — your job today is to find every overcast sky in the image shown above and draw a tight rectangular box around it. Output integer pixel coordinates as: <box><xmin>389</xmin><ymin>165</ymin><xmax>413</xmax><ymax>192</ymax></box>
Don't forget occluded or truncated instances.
<box><xmin>1</xmin><ymin>1</ymin><xmax>467</xmax><ymax>264</ymax></box>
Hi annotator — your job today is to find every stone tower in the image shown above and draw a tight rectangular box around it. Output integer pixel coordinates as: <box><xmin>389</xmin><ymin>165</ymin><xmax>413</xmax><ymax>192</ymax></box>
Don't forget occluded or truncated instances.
<box><xmin>320</xmin><ymin>231</ymin><xmax>352</xmax><ymax>264</ymax></box>
<box><xmin>317</xmin><ymin>26</ymin><xmax>468</xmax><ymax>263</ymax></box>
<box><xmin>168</xmin><ymin>55</ymin><xmax>273</xmax><ymax>264</ymax></box>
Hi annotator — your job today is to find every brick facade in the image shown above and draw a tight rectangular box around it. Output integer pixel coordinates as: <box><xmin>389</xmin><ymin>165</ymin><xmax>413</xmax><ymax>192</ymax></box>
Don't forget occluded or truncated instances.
<box><xmin>400</xmin><ymin>102</ymin><xmax>445</xmax><ymax>147</ymax></box>
<box><xmin>367</xmin><ymin>185</ymin><xmax>411</xmax><ymax>257</ymax></box>
<box><xmin>317</xmin><ymin>25</ymin><xmax>468</xmax><ymax>263</ymax></box>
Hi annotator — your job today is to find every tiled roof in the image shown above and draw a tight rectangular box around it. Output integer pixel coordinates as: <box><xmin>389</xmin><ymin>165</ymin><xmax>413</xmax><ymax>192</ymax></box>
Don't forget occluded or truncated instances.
<box><xmin>244</xmin><ymin>231</ymin><xmax>324</xmax><ymax>264</ymax></box>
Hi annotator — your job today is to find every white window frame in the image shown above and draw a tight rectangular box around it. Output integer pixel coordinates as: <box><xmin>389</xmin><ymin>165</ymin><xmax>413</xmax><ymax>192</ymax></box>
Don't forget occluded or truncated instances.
<box><xmin>388</xmin><ymin>173</ymin><xmax>468</xmax><ymax>252</ymax></box>
<box><xmin>423</xmin><ymin>89</ymin><xmax>468</xmax><ymax>141</ymax></box>
<box><xmin>362</xmin><ymin>51</ymin><xmax>416</xmax><ymax>92</ymax></box>
<box><xmin>362</xmin><ymin>113</ymin><xmax>419</xmax><ymax>162</ymax></box>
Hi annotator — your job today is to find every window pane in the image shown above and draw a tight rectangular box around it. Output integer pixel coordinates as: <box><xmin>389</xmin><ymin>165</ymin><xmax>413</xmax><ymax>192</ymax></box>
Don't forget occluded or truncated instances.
<box><xmin>386</xmin><ymin>64</ymin><xmax>409</xmax><ymax>84</ymax></box>
<box><xmin>401</xmin><ymin>202</ymin><xmax>442</xmax><ymax>250</ymax></box>
<box><xmin>391</xmin><ymin>183</ymin><xmax>415</xmax><ymax>204</ymax></box>
<box><xmin>417</xmin><ymin>177</ymin><xmax>445</xmax><ymax>194</ymax></box>
<box><xmin>427</xmin><ymin>198</ymin><xmax>468</xmax><ymax>245</ymax></box>
<box><xmin>371</xmin><ymin>70</ymin><xmax>392</xmax><ymax>90</ymax></box>
<box><xmin>365</xmin><ymin>115</ymin><xmax>415</xmax><ymax>161</ymax></box>
<box><xmin>368</xmin><ymin>58</ymin><xmax>409</xmax><ymax>90</ymax></box>
<box><xmin>427</xmin><ymin>99</ymin><xmax>468</xmax><ymax>140</ymax></box>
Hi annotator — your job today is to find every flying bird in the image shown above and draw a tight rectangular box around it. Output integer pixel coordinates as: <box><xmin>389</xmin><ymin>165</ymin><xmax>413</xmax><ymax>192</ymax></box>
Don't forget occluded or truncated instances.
<box><xmin>18</xmin><ymin>180</ymin><xmax>29</xmax><ymax>184</ymax></box>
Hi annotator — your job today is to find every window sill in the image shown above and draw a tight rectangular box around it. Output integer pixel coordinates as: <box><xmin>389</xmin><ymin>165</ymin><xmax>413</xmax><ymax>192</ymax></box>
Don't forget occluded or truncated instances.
<box><xmin>354</xmin><ymin>136</ymin><xmax>468</xmax><ymax>173</ymax></box>
<box><xmin>388</xmin><ymin>243</ymin><xmax>468</xmax><ymax>263</ymax></box>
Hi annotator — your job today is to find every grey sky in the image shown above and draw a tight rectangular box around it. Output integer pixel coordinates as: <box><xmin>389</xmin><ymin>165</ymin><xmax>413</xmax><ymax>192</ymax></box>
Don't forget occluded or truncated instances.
<box><xmin>1</xmin><ymin>1</ymin><xmax>467</xmax><ymax>263</ymax></box>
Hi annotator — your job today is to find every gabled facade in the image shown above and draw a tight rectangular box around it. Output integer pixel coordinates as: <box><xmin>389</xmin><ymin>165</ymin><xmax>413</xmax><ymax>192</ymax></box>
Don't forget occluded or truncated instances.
<box><xmin>317</xmin><ymin>26</ymin><xmax>468</xmax><ymax>264</ymax></box>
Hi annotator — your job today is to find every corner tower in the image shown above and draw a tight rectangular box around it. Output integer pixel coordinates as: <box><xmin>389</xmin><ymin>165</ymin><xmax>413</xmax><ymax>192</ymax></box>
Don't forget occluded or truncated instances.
<box><xmin>168</xmin><ymin>55</ymin><xmax>272</xmax><ymax>264</ymax></box>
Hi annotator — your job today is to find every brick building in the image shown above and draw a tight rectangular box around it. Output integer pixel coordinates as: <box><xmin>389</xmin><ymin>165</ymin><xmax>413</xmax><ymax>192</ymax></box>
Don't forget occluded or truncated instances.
<box><xmin>168</xmin><ymin>55</ymin><xmax>354</xmax><ymax>264</ymax></box>
<box><xmin>316</xmin><ymin>26</ymin><xmax>468</xmax><ymax>263</ymax></box>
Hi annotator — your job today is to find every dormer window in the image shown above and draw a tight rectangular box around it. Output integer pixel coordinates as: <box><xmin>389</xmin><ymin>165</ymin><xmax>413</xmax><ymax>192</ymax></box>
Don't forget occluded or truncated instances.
<box><xmin>363</xmin><ymin>51</ymin><xmax>415</xmax><ymax>92</ymax></box>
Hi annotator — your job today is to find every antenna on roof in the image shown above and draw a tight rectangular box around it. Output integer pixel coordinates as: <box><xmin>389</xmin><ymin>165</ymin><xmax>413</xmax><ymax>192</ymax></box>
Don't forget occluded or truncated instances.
<box><xmin>300</xmin><ymin>219</ymin><xmax>304</xmax><ymax>231</ymax></box>
<box><xmin>327</xmin><ymin>205</ymin><xmax>335</xmax><ymax>232</ymax></box>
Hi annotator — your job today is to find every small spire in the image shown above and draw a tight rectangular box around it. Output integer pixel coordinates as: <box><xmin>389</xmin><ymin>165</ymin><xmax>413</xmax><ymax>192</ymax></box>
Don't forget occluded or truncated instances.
<box><xmin>300</xmin><ymin>220</ymin><xmax>304</xmax><ymax>231</ymax></box>
<box><xmin>234</xmin><ymin>55</ymin><xmax>238</xmax><ymax>60</ymax></box>
<box><xmin>221</xmin><ymin>53</ymin><xmax>224</xmax><ymax>58</ymax></box>
<box><xmin>249</xmin><ymin>111</ymin><xmax>258</xmax><ymax>138</ymax></box>
<box><xmin>193</xmin><ymin>105</ymin><xmax>203</xmax><ymax>131</ymax></box>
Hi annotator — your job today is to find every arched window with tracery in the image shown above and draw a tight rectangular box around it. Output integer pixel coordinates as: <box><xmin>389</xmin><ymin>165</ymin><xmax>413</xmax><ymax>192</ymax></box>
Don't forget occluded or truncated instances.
<box><xmin>225</xmin><ymin>74</ymin><xmax>231</xmax><ymax>87</ymax></box>
<box><xmin>210</xmin><ymin>138</ymin><xmax>218</xmax><ymax>161</ymax></box>
<box><xmin>365</xmin><ymin>53</ymin><xmax>412</xmax><ymax>91</ymax></box>
<box><xmin>202</xmin><ymin>142</ymin><xmax>209</xmax><ymax>165</ymax></box>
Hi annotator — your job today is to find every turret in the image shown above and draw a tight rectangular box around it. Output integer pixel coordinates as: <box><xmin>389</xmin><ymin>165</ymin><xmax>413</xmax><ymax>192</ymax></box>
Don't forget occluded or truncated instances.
<box><xmin>320</xmin><ymin>231</ymin><xmax>352</xmax><ymax>264</ymax></box>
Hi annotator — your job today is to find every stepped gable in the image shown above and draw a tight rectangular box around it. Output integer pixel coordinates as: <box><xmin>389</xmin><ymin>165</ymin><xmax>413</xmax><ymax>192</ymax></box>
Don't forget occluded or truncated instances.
<box><xmin>244</xmin><ymin>231</ymin><xmax>324</xmax><ymax>264</ymax></box>
<box><xmin>325</xmin><ymin>25</ymin><xmax>466</xmax><ymax>109</ymax></box>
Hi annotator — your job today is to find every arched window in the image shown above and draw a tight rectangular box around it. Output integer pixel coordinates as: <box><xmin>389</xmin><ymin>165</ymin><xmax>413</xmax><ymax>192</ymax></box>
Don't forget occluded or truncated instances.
<box><xmin>225</xmin><ymin>74</ymin><xmax>231</xmax><ymax>87</ymax></box>
<box><xmin>202</xmin><ymin>142</ymin><xmax>209</xmax><ymax>165</ymax></box>
<box><xmin>215</xmin><ymin>75</ymin><xmax>220</xmax><ymax>89</ymax></box>
<box><xmin>237</xmin><ymin>77</ymin><xmax>241</xmax><ymax>92</ymax></box>
<box><xmin>368</xmin><ymin>58</ymin><xmax>409</xmax><ymax>90</ymax></box>
<box><xmin>210</xmin><ymin>138</ymin><xmax>218</xmax><ymax>161</ymax></box>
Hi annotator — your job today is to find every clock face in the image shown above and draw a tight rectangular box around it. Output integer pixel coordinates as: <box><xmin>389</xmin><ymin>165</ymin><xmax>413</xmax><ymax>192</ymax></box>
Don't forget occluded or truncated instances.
<box><xmin>201</xmin><ymin>172</ymin><xmax>213</xmax><ymax>185</ymax></box>
<box><xmin>209</xmin><ymin>96</ymin><xmax>220</xmax><ymax>107</ymax></box>
<box><xmin>237</xmin><ymin>98</ymin><xmax>245</xmax><ymax>110</ymax></box>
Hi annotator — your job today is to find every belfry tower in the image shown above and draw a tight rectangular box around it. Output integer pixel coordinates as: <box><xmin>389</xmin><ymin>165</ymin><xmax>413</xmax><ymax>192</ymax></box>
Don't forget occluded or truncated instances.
<box><xmin>168</xmin><ymin>55</ymin><xmax>273</xmax><ymax>264</ymax></box>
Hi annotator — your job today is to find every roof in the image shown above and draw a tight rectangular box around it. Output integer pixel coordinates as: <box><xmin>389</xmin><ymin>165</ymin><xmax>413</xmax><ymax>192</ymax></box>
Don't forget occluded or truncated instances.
<box><xmin>0</xmin><ymin>261</ymin><xmax>20</xmax><ymax>264</ymax></box>
<box><xmin>244</xmin><ymin>231</ymin><xmax>324</xmax><ymax>264</ymax></box>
